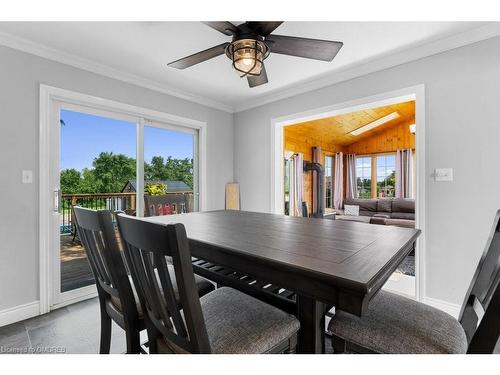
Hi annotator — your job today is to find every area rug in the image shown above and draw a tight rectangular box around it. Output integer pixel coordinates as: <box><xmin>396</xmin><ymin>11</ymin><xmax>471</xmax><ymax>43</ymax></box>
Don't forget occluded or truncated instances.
<box><xmin>396</xmin><ymin>255</ymin><xmax>415</xmax><ymax>276</ymax></box>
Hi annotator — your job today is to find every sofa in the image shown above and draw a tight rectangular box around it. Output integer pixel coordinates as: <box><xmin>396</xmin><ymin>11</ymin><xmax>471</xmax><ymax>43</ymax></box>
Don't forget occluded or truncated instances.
<box><xmin>334</xmin><ymin>198</ymin><xmax>415</xmax><ymax>228</ymax></box>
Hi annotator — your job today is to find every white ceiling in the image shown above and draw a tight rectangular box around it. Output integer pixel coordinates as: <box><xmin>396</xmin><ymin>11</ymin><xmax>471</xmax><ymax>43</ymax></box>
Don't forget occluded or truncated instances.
<box><xmin>0</xmin><ymin>22</ymin><xmax>497</xmax><ymax>112</ymax></box>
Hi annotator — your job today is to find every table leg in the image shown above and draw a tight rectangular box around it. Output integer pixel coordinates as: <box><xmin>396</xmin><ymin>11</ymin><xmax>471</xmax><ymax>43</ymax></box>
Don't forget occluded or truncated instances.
<box><xmin>296</xmin><ymin>295</ymin><xmax>327</xmax><ymax>353</ymax></box>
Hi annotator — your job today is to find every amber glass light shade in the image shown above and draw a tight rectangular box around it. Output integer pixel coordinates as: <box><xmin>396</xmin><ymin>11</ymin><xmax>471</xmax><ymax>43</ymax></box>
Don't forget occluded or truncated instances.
<box><xmin>227</xmin><ymin>39</ymin><xmax>268</xmax><ymax>77</ymax></box>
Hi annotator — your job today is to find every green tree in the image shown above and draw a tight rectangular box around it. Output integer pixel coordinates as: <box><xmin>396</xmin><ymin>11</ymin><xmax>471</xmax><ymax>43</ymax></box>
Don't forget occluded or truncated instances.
<box><xmin>144</xmin><ymin>156</ymin><xmax>193</xmax><ymax>189</ymax></box>
<box><xmin>79</xmin><ymin>168</ymin><xmax>99</xmax><ymax>193</ymax></box>
<box><xmin>144</xmin><ymin>156</ymin><xmax>167</xmax><ymax>180</ymax></box>
<box><xmin>60</xmin><ymin>168</ymin><xmax>81</xmax><ymax>194</ymax></box>
<box><xmin>92</xmin><ymin>152</ymin><xmax>136</xmax><ymax>193</ymax></box>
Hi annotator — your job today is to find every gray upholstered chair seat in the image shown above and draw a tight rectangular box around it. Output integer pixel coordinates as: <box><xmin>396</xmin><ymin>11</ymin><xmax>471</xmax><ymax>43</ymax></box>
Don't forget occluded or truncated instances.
<box><xmin>158</xmin><ymin>287</ymin><xmax>300</xmax><ymax>354</ymax></box>
<box><xmin>111</xmin><ymin>264</ymin><xmax>215</xmax><ymax>317</ymax></box>
<box><xmin>328</xmin><ymin>290</ymin><xmax>467</xmax><ymax>354</ymax></box>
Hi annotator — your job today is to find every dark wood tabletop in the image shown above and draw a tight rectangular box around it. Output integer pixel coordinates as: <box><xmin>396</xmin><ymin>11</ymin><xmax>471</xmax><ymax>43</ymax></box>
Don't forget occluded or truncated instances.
<box><xmin>143</xmin><ymin>210</ymin><xmax>421</xmax><ymax>353</ymax></box>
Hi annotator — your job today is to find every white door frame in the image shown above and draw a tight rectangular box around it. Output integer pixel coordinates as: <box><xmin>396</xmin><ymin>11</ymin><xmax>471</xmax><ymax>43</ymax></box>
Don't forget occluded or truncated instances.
<box><xmin>269</xmin><ymin>84</ymin><xmax>426</xmax><ymax>301</ymax></box>
<box><xmin>39</xmin><ymin>84</ymin><xmax>207</xmax><ymax>313</ymax></box>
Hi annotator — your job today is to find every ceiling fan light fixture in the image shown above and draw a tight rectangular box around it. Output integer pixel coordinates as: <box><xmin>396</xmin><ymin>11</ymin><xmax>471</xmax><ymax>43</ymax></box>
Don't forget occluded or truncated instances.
<box><xmin>227</xmin><ymin>38</ymin><xmax>269</xmax><ymax>77</ymax></box>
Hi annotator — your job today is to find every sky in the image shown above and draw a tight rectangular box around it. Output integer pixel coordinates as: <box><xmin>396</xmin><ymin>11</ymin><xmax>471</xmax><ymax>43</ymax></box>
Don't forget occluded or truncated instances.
<box><xmin>60</xmin><ymin>109</ymin><xmax>194</xmax><ymax>171</ymax></box>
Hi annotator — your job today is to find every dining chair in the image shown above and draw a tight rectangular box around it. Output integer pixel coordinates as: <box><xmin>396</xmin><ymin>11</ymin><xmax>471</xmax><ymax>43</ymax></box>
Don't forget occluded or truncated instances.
<box><xmin>116</xmin><ymin>213</ymin><xmax>300</xmax><ymax>354</ymax></box>
<box><xmin>73</xmin><ymin>207</ymin><xmax>215</xmax><ymax>354</ymax></box>
<box><xmin>328</xmin><ymin>209</ymin><xmax>500</xmax><ymax>354</ymax></box>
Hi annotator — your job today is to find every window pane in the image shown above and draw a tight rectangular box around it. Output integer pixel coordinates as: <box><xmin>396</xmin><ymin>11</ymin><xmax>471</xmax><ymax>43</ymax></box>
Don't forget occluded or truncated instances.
<box><xmin>356</xmin><ymin>156</ymin><xmax>372</xmax><ymax>199</ymax></box>
<box><xmin>60</xmin><ymin>109</ymin><xmax>137</xmax><ymax>293</ymax></box>
<box><xmin>144</xmin><ymin>126</ymin><xmax>195</xmax><ymax>216</ymax></box>
<box><xmin>376</xmin><ymin>154</ymin><xmax>396</xmax><ymax>198</ymax></box>
<box><xmin>325</xmin><ymin>156</ymin><xmax>334</xmax><ymax>208</ymax></box>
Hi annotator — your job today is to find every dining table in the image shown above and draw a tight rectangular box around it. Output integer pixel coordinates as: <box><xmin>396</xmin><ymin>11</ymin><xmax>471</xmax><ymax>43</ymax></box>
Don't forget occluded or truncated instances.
<box><xmin>143</xmin><ymin>210</ymin><xmax>421</xmax><ymax>353</ymax></box>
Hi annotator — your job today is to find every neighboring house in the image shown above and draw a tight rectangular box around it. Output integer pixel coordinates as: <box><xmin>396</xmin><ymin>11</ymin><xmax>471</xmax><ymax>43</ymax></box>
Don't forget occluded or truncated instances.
<box><xmin>122</xmin><ymin>180</ymin><xmax>192</xmax><ymax>193</ymax></box>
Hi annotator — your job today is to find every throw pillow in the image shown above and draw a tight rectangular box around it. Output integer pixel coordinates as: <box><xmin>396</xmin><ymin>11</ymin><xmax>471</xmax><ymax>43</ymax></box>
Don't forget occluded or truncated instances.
<box><xmin>344</xmin><ymin>204</ymin><xmax>360</xmax><ymax>216</ymax></box>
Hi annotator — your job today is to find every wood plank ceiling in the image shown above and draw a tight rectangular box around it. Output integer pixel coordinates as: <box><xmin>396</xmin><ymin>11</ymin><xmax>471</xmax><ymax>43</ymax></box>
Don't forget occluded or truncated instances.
<box><xmin>286</xmin><ymin>100</ymin><xmax>415</xmax><ymax>147</ymax></box>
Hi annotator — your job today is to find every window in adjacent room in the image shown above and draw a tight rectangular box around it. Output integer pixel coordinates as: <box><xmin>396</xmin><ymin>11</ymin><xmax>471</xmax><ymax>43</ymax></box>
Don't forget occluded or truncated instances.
<box><xmin>376</xmin><ymin>154</ymin><xmax>396</xmax><ymax>198</ymax></box>
<box><xmin>356</xmin><ymin>156</ymin><xmax>372</xmax><ymax>198</ymax></box>
<box><xmin>325</xmin><ymin>155</ymin><xmax>334</xmax><ymax>208</ymax></box>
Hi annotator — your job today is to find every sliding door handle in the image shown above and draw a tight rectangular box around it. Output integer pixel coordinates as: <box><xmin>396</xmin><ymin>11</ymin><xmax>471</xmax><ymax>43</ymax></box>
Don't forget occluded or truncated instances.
<box><xmin>53</xmin><ymin>189</ymin><xmax>60</xmax><ymax>212</ymax></box>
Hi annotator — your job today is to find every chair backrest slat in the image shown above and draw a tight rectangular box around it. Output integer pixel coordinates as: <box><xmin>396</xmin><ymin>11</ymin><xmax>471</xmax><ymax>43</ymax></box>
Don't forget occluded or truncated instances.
<box><xmin>155</xmin><ymin>254</ymin><xmax>188</xmax><ymax>337</ymax></box>
<box><xmin>142</xmin><ymin>251</ymin><xmax>175</xmax><ymax>329</ymax></box>
<box><xmin>459</xmin><ymin>210</ymin><xmax>500</xmax><ymax>353</ymax></box>
<box><xmin>116</xmin><ymin>214</ymin><xmax>211</xmax><ymax>353</ymax></box>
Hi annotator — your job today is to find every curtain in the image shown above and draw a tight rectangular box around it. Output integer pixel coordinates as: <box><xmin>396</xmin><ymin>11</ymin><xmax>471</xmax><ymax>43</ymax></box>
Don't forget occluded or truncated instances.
<box><xmin>333</xmin><ymin>152</ymin><xmax>344</xmax><ymax>210</ymax></box>
<box><xmin>312</xmin><ymin>147</ymin><xmax>321</xmax><ymax>215</ymax></box>
<box><xmin>396</xmin><ymin>149</ymin><xmax>413</xmax><ymax>198</ymax></box>
<box><xmin>289</xmin><ymin>153</ymin><xmax>304</xmax><ymax>217</ymax></box>
<box><xmin>346</xmin><ymin>154</ymin><xmax>357</xmax><ymax>199</ymax></box>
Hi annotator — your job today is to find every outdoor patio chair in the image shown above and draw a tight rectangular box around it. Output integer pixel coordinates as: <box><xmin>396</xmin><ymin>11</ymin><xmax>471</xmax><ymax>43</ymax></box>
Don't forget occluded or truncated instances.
<box><xmin>144</xmin><ymin>194</ymin><xmax>189</xmax><ymax>216</ymax></box>
<box><xmin>73</xmin><ymin>207</ymin><xmax>215</xmax><ymax>354</ymax></box>
<box><xmin>116</xmin><ymin>214</ymin><xmax>300</xmax><ymax>354</ymax></box>
<box><xmin>328</xmin><ymin>209</ymin><xmax>500</xmax><ymax>354</ymax></box>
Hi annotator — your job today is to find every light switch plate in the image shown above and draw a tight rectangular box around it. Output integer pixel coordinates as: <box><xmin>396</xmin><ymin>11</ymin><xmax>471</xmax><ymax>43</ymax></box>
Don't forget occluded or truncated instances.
<box><xmin>435</xmin><ymin>168</ymin><xmax>453</xmax><ymax>182</ymax></box>
<box><xmin>22</xmin><ymin>170</ymin><xmax>33</xmax><ymax>184</ymax></box>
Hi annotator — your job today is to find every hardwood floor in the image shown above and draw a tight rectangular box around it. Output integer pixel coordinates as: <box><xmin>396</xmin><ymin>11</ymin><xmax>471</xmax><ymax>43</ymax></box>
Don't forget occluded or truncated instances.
<box><xmin>60</xmin><ymin>235</ymin><xmax>94</xmax><ymax>292</ymax></box>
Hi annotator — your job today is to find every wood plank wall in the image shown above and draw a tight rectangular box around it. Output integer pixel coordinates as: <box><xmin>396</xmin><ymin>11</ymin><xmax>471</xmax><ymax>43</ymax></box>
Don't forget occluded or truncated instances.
<box><xmin>345</xmin><ymin>120</ymin><xmax>415</xmax><ymax>155</ymax></box>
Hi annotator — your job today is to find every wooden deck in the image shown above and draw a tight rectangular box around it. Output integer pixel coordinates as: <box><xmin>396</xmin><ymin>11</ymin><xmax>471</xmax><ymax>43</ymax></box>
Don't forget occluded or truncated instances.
<box><xmin>60</xmin><ymin>234</ymin><xmax>94</xmax><ymax>292</ymax></box>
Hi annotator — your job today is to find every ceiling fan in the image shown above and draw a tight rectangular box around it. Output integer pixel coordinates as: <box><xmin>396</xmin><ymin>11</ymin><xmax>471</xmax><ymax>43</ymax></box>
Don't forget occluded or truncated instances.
<box><xmin>167</xmin><ymin>21</ymin><xmax>343</xmax><ymax>88</ymax></box>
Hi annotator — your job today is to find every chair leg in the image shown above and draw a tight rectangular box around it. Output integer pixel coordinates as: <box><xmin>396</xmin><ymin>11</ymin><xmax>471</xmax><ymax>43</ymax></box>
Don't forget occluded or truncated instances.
<box><xmin>145</xmin><ymin>318</ymin><xmax>160</xmax><ymax>354</ymax></box>
<box><xmin>125</xmin><ymin>326</ymin><xmax>141</xmax><ymax>354</ymax></box>
<box><xmin>99</xmin><ymin>311</ymin><xmax>112</xmax><ymax>354</ymax></box>
<box><xmin>332</xmin><ymin>334</ymin><xmax>346</xmax><ymax>354</ymax></box>
<box><xmin>284</xmin><ymin>334</ymin><xmax>297</xmax><ymax>354</ymax></box>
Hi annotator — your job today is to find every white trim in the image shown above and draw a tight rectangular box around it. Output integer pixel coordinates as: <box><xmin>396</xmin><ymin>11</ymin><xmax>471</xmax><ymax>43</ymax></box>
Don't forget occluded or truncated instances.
<box><xmin>414</xmin><ymin>85</ymin><xmax>426</xmax><ymax>302</ymax></box>
<box><xmin>0</xmin><ymin>31</ymin><xmax>233</xmax><ymax>113</ymax></box>
<box><xmin>39</xmin><ymin>84</ymin><xmax>208</xmax><ymax>312</ymax></box>
<box><xmin>136</xmin><ymin>118</ymin><xmax>145</xmax><ymax>217</ymax></box>
<box><xmin>0</xmin><ymin>301</ymin><xmax>40</xmax><ymax>327</ymax></box>
<box><xmin>424</xmin><ymin>297</ymin><xmax>461</xmax><ymax>319</ymax></box>
<box><xmin>2</xmin><ymin>24</ymin><xmax>500</xmax><ymax>114</ymax></box>
<box><xmin>270</xmin><ymin>84</ymin><xmax>426</xmax><ymax>301</ymax></box>
<box><xmin>39</xmin><ymin>88</ymin><xmax>50</xmax><ymax>315</ymax></box>
<box><xmin>235</xmin><ymin>22</ymin><xmax>500</xmax><ymax>112</ymax></box>
<box><xmin>50</xmin><ymin>285</ymin><xmax>97</xmax><ymax>311</ymax></box>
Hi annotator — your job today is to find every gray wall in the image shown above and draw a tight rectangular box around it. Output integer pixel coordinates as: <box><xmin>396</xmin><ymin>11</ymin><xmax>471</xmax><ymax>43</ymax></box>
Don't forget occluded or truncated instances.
<box><xmin>0</xmin><ymin>45</ymin><xmax>234</xmax><ymax>310</ymax></box>
<box><xmin>234</xmin><ymin>36</ymin><xmax>500</xmax><ymax>306</ymax></box>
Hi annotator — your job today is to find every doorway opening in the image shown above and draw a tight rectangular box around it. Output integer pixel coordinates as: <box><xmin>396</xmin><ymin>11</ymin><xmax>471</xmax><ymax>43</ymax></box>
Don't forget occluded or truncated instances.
<box><xmin>272</xmin><ymin>86</ymin><xmax>425</xmax><ymax>300</ymax></box>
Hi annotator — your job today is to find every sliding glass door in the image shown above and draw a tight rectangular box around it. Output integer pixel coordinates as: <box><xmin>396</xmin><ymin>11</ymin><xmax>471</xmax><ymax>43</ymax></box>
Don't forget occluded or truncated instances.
<box><xmin>50</xmin><ymin>102</ymin><xmax>199</xmax><ymax>308</ymax></box>
<box><xmin>142</xmin><ymin>122</ymin><xmax>198</xmax><ymax>217</ymax></box>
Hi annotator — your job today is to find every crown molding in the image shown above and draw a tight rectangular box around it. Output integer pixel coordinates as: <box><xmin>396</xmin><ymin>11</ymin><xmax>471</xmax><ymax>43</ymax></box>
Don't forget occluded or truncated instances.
<box><xmin>0</xmin><ymin>31</ymin><xmax>235</xmax><ymax>113</ymax></box>
<box><xmin>233</xmin><ymin>22</ymin><xmax>500</xmax><ymax>112</ymax></box>
<box><xmin>2</xmin><ymin>23</ymin><xmax>500</xmax><ymax>115</ymax></box>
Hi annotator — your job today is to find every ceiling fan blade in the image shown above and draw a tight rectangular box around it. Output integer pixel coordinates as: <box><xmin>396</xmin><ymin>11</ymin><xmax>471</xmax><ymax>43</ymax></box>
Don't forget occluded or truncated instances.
<box><xmin>266</xmin><ymin>34</ymin><xmax>343</xmax><ymax>61</ymax></box>
<box><xmin>245</xmin><ymin>21</ymin><xmax>283</xmax><ymax>36</ymax></box>
<box><xmin>247</xmin><ymin>64</ymin><xmax>268</xmax><ymax>88</ymax></box>
<box><xmin>168</xmin><ymin>42</ymin><xmax>230</xmax><ymax>69</ymax></box>
<box><xmin>203</xmin><ymin>21</ymin><xmax>239</xmax><ymax>36</ymax></box>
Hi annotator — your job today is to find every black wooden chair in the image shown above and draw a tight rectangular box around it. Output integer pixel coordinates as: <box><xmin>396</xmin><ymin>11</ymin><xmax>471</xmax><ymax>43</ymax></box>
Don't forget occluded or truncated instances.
<box><xmin>116</xmin><ymin>214</ymin><xmax>300</xmax><ymax>354</ymax></box>
<box><xmin>73</xmin><ymin>207</ymin><xmax>215</xmax><ymax>354</ymax></box>
<box><xmin>328</xmin><ymin>209</ymin><xmax>500</xmax><ymax>354</ymax></box>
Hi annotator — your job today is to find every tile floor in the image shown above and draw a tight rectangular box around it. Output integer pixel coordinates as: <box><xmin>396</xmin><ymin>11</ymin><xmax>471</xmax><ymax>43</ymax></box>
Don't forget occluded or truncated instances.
<box><xmin>0</xmin><ymin>298</ymin><xmax>140</xmax><ymax>354</ymax></box>
<box><xmin>0</xmin><ymin>297</ymin><xmax>498</xmax><ymax>354</ymax></box>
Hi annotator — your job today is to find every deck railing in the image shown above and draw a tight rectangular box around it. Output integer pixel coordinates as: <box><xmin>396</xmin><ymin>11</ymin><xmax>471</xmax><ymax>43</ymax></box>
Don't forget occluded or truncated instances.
<box><xmin>60</xmin><ymin>192</ymin><xmax>194</xmax><ymax>234</ymax></box>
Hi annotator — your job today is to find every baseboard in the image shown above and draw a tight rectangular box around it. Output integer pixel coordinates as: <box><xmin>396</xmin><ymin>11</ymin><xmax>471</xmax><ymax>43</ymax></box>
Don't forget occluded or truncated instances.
<box><xmin>0</xmin><ymin>301</ymin><xmax>40</xmax><ymax>327</ymax></box>
<box><xmin>423</xmin><ymin>296</ymin><xmax>461</xmax><ymax>319</ymax></box>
